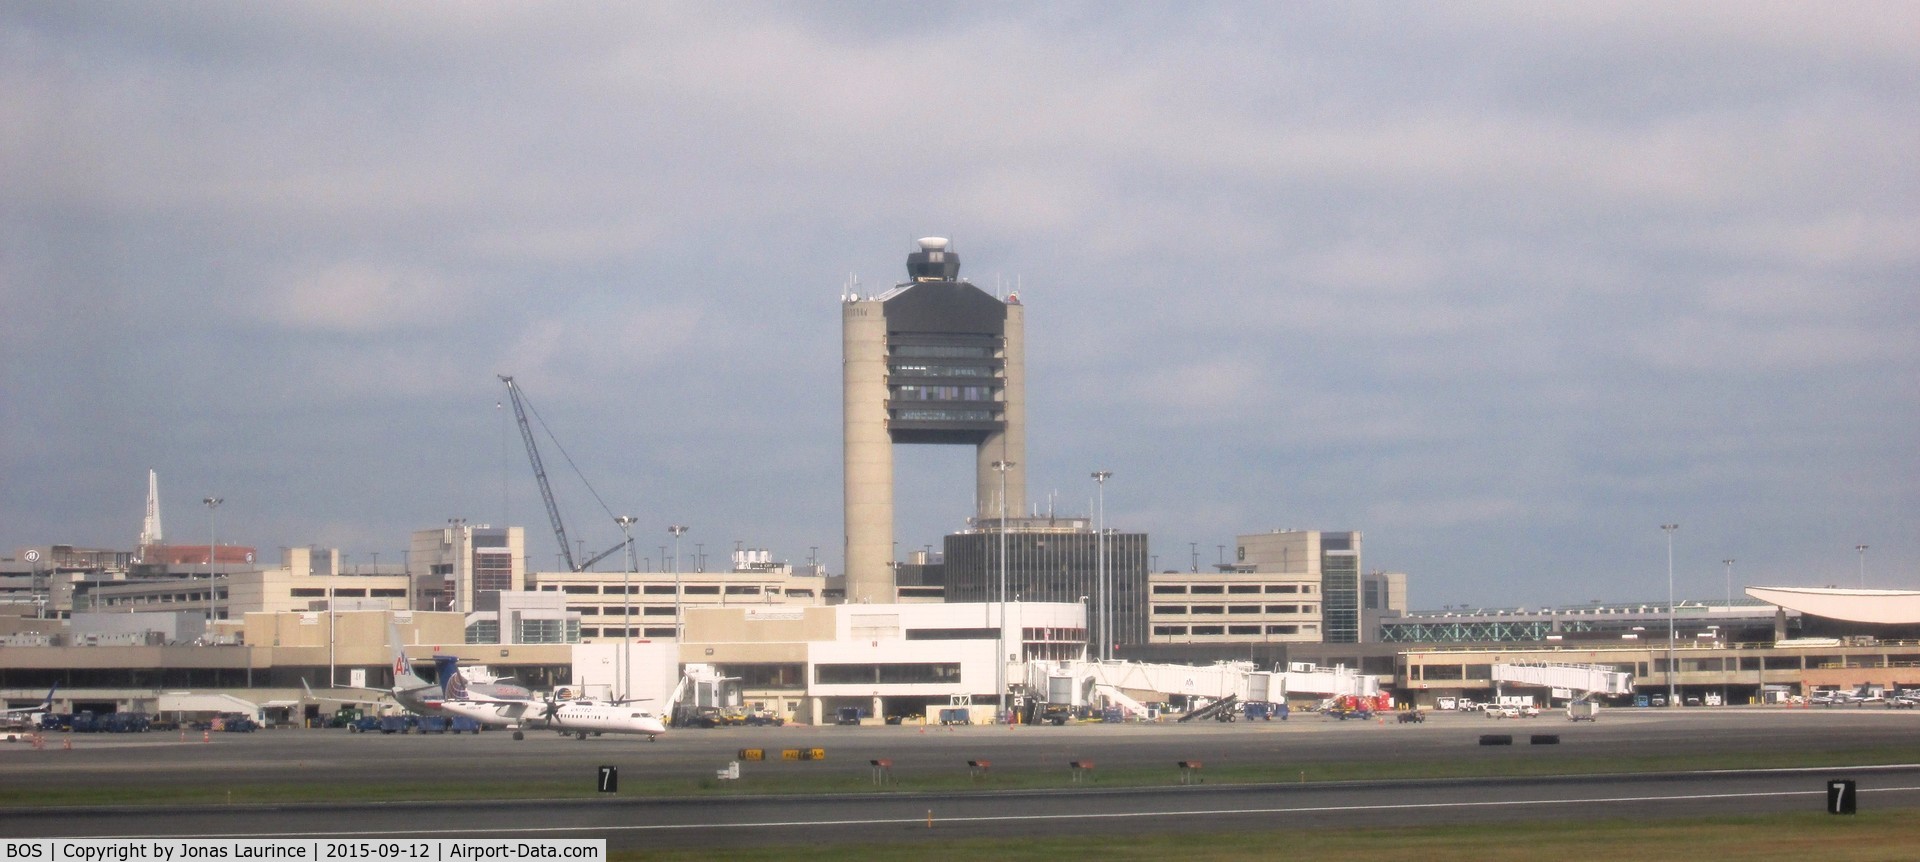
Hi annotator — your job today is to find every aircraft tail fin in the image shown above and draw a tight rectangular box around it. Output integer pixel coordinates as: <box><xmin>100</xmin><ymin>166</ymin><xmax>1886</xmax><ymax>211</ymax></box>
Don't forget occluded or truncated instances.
<box><xmin>433</xmin><ymin>654</ymin><xmax>468</xmax><ymax>700</ymax></box>
<box><xmin>389</xmin><ymin>621</ymin><xmax>427</xmax><ymax>688</ymax></box>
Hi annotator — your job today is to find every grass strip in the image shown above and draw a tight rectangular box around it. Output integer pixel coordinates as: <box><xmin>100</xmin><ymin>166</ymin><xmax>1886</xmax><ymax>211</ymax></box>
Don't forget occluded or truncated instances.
<box><xmin>8</xmin><ymin>743</ymin><xmax>1920</xmax><ymax>807</ymax></box>
<box><xmin>612</xmin><ymin>810</ymin><xmax>1920</xmax><ymax>862</ymax></box>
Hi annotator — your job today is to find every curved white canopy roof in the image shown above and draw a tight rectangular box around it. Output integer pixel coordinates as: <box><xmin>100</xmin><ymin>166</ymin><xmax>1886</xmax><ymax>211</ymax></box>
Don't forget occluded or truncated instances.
<box><xmin>1746</xmin><ymin>586</ymin><xmax>1920</xmax><ymax>625</ymax></box>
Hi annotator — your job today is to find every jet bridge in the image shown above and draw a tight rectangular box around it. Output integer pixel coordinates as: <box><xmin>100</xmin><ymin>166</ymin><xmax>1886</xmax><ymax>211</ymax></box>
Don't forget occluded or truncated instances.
<box><xmin>1025</xmin><ymin>659</ymin><xmax>1382</xmax><ymax>718</ymax></box>
<box><xmin>1492</xmin><ymin>662</ymin><xmax>1634</xmax><ymax>698</ymax></box>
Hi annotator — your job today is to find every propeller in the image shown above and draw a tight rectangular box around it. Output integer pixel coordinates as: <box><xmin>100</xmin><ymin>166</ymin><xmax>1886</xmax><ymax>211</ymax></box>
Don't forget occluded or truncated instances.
<box><xmin>541</xmin><ymin>692</ymin><xmax>563</xmax><ymax>724</ymax></box>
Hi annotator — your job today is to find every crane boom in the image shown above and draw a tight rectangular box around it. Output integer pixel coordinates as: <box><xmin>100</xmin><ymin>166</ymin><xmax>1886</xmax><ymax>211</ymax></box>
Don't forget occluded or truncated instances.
<box><xmin>499</xmin><ymin>375</ymin><xmax>577</xmax><ymax>572</ymax></box>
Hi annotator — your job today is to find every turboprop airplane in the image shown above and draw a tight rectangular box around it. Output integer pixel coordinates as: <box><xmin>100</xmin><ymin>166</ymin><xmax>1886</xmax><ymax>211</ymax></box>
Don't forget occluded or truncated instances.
<box><xmin>532</xmin><ymin>694</ymin><xmax>668</xmax><ymax>741</ymax></box>
<box><xmin>436</xmin><ymin>674</ymin><xmax>666</xmax><ymax>741</ymax></box>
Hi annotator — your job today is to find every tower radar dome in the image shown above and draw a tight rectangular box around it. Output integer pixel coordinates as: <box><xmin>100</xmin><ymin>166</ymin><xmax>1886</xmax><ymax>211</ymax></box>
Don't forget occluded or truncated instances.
<box><xmin>906</xmin><ymin>236</ymin><xmax>960</xmax><ymax>281</ymax></box>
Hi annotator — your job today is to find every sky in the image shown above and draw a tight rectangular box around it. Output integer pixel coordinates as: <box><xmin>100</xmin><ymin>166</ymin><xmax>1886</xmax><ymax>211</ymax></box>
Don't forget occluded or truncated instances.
<box><xmin>3</xmin><ymin>2</ymin><xmax>1915</xmax><ymax>610</ymax></box>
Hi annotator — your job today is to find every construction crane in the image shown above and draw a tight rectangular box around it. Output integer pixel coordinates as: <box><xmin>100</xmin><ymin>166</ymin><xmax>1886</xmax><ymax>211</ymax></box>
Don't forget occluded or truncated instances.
<box><xmin>498</xmin><ymin>375</ymin><xmax>629</xmax><ymax>572</ymax></box>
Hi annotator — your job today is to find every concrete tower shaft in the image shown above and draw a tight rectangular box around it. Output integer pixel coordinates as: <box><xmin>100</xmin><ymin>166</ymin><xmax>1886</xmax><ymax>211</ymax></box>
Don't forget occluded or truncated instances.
<box><xmin>977</xmin><ymin>299</ymin><xmax>1026</xmax><ymax>520</ymax></box>
<box><xmin>842</xmin><ymin>297</ymin><xmax>894</xmax><ymax>603</ymax></box>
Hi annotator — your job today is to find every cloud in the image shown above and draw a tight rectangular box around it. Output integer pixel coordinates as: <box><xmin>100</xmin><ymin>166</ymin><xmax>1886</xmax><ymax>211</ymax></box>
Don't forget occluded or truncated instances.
<box><xmin>3</xmin><ymin>2</ymin><xmax>1915</xmax><ymax>606</ymax></box>
<box><xmin>257</xmin><ymin>261</ymin><xmax>463</xmax><ymax>333</ymax></box>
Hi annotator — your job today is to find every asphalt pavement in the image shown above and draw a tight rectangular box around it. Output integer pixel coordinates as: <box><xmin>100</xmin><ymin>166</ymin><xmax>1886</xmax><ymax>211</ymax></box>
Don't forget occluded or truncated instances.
<box><xmin>5</xmin><ymin>707</ymin><xmax>1918</xmax><ymax>849</ymax></box>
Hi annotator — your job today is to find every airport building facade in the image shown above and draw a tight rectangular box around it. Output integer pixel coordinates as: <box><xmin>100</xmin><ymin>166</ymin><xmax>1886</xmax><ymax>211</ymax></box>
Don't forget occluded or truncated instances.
<box><xmin>678</xmin><ymin>601</ymin><xmax>1086</xmax><ymax>724</ymax></box>
<box><xmin>1145</xmin><ymin>531</ymin><xmax>1400</xmax><ymax>647</ymax></box>
<box><xmin>941</xmin><ymin>515</ymin><xmax>1149</xmax><ymax>655</ymax></box>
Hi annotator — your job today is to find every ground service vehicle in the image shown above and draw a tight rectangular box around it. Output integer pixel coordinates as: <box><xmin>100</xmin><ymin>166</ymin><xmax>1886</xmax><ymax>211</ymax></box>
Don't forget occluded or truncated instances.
<box><xmin>1038</xmin><ymin>704</ymin><xmax>1073</xmax><ymax>726</ymax></box>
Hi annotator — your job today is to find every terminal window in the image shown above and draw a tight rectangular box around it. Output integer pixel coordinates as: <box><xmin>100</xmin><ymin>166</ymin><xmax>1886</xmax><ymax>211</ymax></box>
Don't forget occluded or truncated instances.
<box><xmin>815</xmin><ymin>662</ymin><xmax>962</xmax><ymax>685</ymax></box>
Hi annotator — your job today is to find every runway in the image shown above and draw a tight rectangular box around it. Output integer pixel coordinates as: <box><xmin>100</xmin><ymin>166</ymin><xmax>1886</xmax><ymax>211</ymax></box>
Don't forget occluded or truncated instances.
<box><xmin>6</xmin><ymin>707</ymin><xmax>1918</xmax><ymax>849</ymax></box>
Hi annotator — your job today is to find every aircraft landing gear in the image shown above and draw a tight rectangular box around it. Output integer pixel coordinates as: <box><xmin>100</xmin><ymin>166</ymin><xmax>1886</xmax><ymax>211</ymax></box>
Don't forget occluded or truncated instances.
<box><xmin>576</xmin><ymin>731</ymin><xmax>588</xmax><ymax>740</ymax></box>
<box><xmin>511</xmin><ymin>730</ymin><xmax>524</xmax><ymax>740</ymax></box>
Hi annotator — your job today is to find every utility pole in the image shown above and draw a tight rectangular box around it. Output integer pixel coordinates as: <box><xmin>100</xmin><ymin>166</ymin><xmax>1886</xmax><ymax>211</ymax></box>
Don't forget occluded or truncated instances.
<box><xmin>615</xmin><ymin>516</ymin><xmax>638</xmax><ymax>702</ymax></box>
<box><xmin>203</xmin><ymin>497</ymin><xmax>223</xmax><ymax>626</ymax></box>
<box><xmin>1091</xmin><ymin>471</ymin><xmax>1111</xmax><ymax>661</ymax></box>
<box><xmin>669</xmin><ymin>526</ymin><xmax>688</xmax><ymax>640</ymax></box>
<box><xmin>1663</xmin><ymin>524</ymin><xmax>1679</xmax><ymax>708</ymax></box>
<box><xmin>992</xmin><ymin>460</ymin><xmax>1016</xmax><ymax>723</ymax></box>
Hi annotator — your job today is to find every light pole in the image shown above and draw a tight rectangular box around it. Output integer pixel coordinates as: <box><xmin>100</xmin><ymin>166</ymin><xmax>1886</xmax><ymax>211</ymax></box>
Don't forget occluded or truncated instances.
<box><xmin>447</xmin><ymin>518</ymin><xmax>467</xmax><ymax>612</ymax></box>
<box><xmin>668</xmin><ymin>525</ymin><xmax>688</xmax><ymax>640</ymax></box>
<box><xmin>1856</xmin><ymin>544</ymin><xmax>1869</xmax><ymax>588</ymax></box>
<box><xmin>203</xmin><ymin>497</ymin><xmax>223</xmax><ymax>625</ymax></box>
<box><xmin>1662</xmin><ymin>523</ymin><xmax>1679</xmax><ymax>707</ymax></box>
<box><xmin>615</xmin><ymin>515</ymin><xmax>638</xmax><ymax>702</ymax></box>
<box><xmin>1723</xmin><ymin>559</ymin><xmax>1735</xmax><ymax>609</ymax></box>
<box><xmin>1078</xmin><ymin>595</ymin><xmax>1090</xmax><ymax>658</ymax></box>
<box><xmin>1091</xmin><ymin>471</ymin><xmax>1111</xmax><ymax>662</ymax></box>
<box><xmin>991</xmin><ymin>459</ymin><xmax>1015</xmax><ymax>723</ymax></box>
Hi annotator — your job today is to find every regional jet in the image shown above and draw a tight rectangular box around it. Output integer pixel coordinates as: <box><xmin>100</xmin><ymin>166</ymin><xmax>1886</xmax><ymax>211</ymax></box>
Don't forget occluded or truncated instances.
<box><xmin>301</xmin><ymin>627</ymin><xmax>531</xmax><ymax>721</ymax></box>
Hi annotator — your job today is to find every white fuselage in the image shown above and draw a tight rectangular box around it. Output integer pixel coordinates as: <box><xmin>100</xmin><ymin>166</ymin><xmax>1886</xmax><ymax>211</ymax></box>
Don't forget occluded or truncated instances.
<box><xmin>436</xmin><ymin>699</ymin><xmax>530</xmax><ymax>728</ymax></box>
<box><xmin>548</xmin><ymin>701</ymin><xmax>668</xmax><ymax>738</ymax></box>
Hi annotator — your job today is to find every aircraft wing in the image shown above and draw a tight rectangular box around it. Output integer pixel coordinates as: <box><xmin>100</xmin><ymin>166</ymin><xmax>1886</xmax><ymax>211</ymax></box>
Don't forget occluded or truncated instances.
<box><xmin>1</xmin><ymin>684</ymin><xmax>56</xmax><ymax>715</ymax></box>
<box><xmin>485</xmin><ymin>701</ymin><xmax>533</xmax><ymax>721</ymax></box>
<box><xmin>455</xmin><ymin>691</ymin><xmax>537</xmax><ymax>705</ymax></box>
<box><xmin>301</xmin><ymin>680</ymin><xmax>400</xmax><ymax>708</ymax></box>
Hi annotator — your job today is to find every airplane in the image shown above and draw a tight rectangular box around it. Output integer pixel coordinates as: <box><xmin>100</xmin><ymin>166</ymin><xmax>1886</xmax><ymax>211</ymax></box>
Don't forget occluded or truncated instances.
<box><xmin>376</xmin><ymin>644</ymin><xmax>669</xmax><ymax>742</ymax></box>
<box><xmin>1809</xmin><ymin>689</ymin><xmax>1845</xmax><ymax>706</ymax></box>
<box><xmin>436</xmin><ymin>675</ymin><xmax>666</xmax><ymax>741</ymax></box>
<box><xmin>528</xmin><ymin>694</ymin><xmax>668</xmax><ymax>741</ymax></box>
<box><xmin>2</xmin><ymin>684</ymin><xmax>57</xmax><ymax>723</ymax></box>
<box><xmin>299</xmin><ymin>625</ymin><xmax>664</xmax><ymax>741</ymax></box>
<box><xmin>302</xmin><ymin>626</ymin><xmax>536</xmax><ymax>726</ymax></box>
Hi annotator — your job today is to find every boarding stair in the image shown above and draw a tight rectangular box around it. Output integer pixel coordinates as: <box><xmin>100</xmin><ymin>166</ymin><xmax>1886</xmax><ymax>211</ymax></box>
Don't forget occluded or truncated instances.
<box><xmin>1177</xmin><ymin>694</ymin><xmax>1240</xmax><ymax>723</ymax></box>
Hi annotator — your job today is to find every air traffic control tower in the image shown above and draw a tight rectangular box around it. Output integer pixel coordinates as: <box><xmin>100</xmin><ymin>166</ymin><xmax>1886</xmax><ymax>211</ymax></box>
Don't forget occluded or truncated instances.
<box><xmin>843</xmin><ymin>238</ymin><xmax>1026</xmax><ymax>603</ymax></box>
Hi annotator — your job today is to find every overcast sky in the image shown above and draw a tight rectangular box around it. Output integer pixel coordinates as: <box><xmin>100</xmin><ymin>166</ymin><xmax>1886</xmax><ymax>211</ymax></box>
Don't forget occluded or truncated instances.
<box><xmin>4</xmin><ymin>2</ymin><xmax>1914</xmax><ymax>609</ymax></box>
